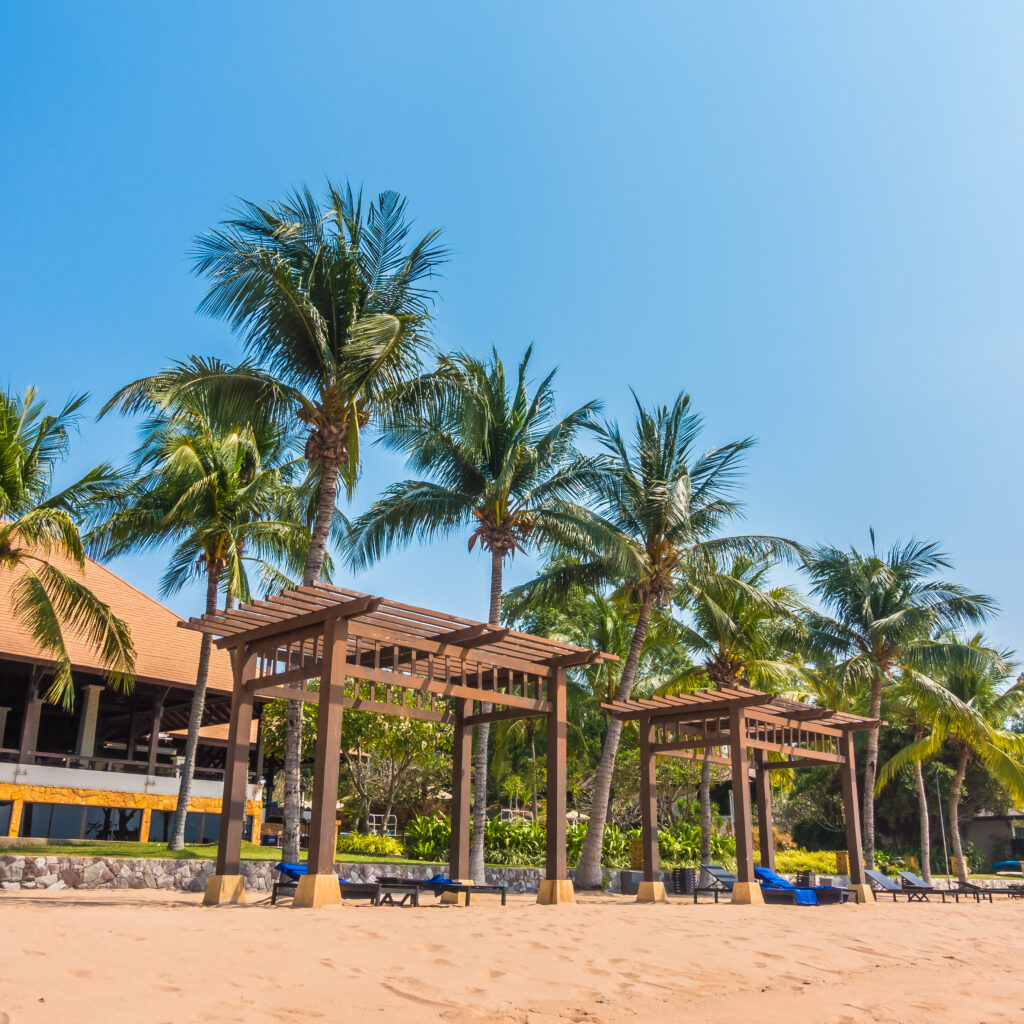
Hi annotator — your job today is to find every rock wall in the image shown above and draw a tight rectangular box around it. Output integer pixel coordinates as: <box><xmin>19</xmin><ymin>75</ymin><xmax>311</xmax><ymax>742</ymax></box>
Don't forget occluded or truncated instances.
<box><xmin>0</xmin><ymin>856</ymin><xmax>547</xmax><ymax>893</ymax></box>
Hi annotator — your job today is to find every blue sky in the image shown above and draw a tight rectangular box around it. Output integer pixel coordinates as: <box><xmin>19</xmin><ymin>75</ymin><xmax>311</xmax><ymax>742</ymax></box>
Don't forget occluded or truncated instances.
<box><xmin>2</xmin><ymin>2</ymin><xmax>1021</xmax><ymax>653</ymax></box>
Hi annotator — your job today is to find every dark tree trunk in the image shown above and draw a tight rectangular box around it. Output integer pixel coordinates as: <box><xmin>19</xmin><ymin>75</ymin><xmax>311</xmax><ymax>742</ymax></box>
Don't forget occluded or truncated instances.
<box><xmin>168</xmin><ymin>564</ymin><xmax>221</xmax><ymax>851</ymax></box>
<box><xmin>575</xmin><ymin>592</ymin><xmax>655</xmax><ymax>889</ymax></box>
<box><xmin>699</xmin><ymin>750</ymin><xmax>713</xmax><ymax>864</ymax></box>
<box><xmin>861</xmin><ymin>675</ymin><xmax>884</xmax><ymax>869</ymax></box>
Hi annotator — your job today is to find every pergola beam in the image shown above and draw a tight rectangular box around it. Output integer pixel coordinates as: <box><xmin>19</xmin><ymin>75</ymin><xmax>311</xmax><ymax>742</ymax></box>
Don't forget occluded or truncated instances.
<box><xmin>430</xmin><ymin>624</ymin><xmax>510</xmax><ymax>648</ymax></box>
<box><xmin>464</xmin><ymin>706</ymin><xmax>546</xmax><ymax>726</ymax></box>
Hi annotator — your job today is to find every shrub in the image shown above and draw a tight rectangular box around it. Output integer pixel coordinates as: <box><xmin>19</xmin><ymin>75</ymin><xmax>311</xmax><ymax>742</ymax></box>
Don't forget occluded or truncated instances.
<box><xmin>773</xmin><ymin>849</ymin><xmax>839</xmax><ymax>875</ymax></box>
<box><xmin>403</xmin><ymin>814</ymin><xmax>451</xmax><ymax>862</ymax></box>
<box><xmin>336</xmin><ymin>833</ymin><xmax>404</xmax><ymax>858</ymax></box>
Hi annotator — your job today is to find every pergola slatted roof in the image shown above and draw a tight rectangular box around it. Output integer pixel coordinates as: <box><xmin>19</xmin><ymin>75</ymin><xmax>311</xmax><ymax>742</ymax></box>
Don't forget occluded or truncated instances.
<box><xmin>183</xmin><ymin>582</ymin><xmax>616</xmax><ymax>674</ymax></box>
<box><xmin>603</xmin><ymin>684</ymin><xmax>877</xmax><ymax>731</ymax></box>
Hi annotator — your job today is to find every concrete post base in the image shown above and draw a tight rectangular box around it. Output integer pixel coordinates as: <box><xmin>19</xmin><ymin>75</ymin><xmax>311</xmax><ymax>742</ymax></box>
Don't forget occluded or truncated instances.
<box><xmin>849</xmin><ymin>883</ymin><xmax>875</xmax><ymax>904</ymax></box>
<box><xmin>293</xmin><ymin>873</ymin><xmax>342</xmax><ymax>908</ymax></box>
<box><xmin>442</xmin><ymin>878</ymin><xmax>473</xmax><ymax>905</ymax></box>
<box><xmin>536</xmin><ymin>879</ymin><xmax>576</xmax><ymax>905</ymax></box>
<box><xmin>636</xmin><ymin>881</ymin><xmax>668</xmax><ymax>904</ymax></box>
<box><xmin>730</xmin><ymin>881</ymin><xmax>765</xmax><ymax>905</ymax></box>
<box><xmin>203</xmin><ymin>874</ymin><xmax>245</xmax><ymax>906</ymax></box>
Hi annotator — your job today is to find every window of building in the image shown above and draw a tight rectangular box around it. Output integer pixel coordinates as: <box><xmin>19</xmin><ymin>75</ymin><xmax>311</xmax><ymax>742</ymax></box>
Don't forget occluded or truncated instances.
<box><xmin>0</xmin><ymin>801</ymin><xmax>12</xmax><ymax>836</ymax></box>
<box><xmin>19</xmin><ymin>803</ymin><xmax>141</xmax><ymax>841</ymax></box>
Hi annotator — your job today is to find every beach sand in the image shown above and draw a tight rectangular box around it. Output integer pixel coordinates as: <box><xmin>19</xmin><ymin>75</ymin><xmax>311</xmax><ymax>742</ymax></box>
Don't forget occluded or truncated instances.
<box><xmin>1</xmin><ymin>888</ymin><xmax>1022</xmax><ymax>1023</ymax></box>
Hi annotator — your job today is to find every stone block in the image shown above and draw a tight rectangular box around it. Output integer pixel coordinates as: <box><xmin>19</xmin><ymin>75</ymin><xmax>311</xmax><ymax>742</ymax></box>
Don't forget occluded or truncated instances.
<box><xmin>636</xmin><ymin>881</ymin><xmax>668</xmax><ymax>904</ymax></box>
<box><xmin>293</xmin><ymin>873</ymin><xmax>342</xmax><ymax>908</ymax></box>
<box><xmin>730</xmin><ymin>881</ymin><xmax>765</xmax><ymax>905</ymax></box>
<box><xmin>203</xmin><ymin>874</ymin><xmax>246</xmax><ymax>906</ymax></box>
<box><xmin>537</xmin><ymin>879</ymin><xmax>575</xmax><ymax>905</ymax></box>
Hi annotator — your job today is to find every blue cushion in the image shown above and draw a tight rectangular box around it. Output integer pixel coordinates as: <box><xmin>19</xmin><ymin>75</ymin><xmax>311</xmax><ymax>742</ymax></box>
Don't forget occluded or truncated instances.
<box><xmin>427</xmin><ymin>873</ymin><xmax>454</xmax><ymax>885</ymax></box>
<box><xmin>274</xmin><ymin>862</ymin><xmax>307</xmax><ymax>881</ymax></box>
<box><xmin>754</xmin><ymin>866</ymin><xmax>818</xmax><ymax>905</ymax></box>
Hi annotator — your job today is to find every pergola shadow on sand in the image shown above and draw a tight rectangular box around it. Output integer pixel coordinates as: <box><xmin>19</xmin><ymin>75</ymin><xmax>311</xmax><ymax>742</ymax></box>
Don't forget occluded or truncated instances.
<box><xmin>184</xmin><ymin>583</ymin><xmax>615</xmax><ymax>907</ymax></box>
<box><xmin>604</xmin><ymin>685</ymin><xmax>877</xmax><ymax>905</ymax></box>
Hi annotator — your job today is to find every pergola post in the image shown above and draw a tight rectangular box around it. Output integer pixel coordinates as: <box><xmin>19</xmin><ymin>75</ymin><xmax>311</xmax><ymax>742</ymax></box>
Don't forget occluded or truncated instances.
<box><xmin>839</xmin><ymin>730</ymin><xmax>873</xmax><ymax>904</ymax></box>
<box><xmin>449</xmin><ymin>698</ymin><xmax>472</xmax><ymax>881</ymax></box>
<box><xmin>729</xmin><ymin>704</ymin><xmax>763</xmax><ymax>904</ymax></box>
<box><xmin>538</xmin><ymin>667</ymin><xmax>574</xmax><ymax>904</ymax></box>
<box><xmin>636</xmin><ymin>714</ymin><xmax>667</xmax><ymax>903</ymax></box>
<box><xmin>204</xmin><ymin>645</ymin><xmax>256</xmax><ymax>906</ymax></box>
<box><xmin>295</xmin><ymin>616</ymin><xmax>349</xmax><ymax>908</ymax></box>
<box><xmin>754</xmin><ymin>751</ymin><xmax>775</xmax><ymax>870</ymax></box>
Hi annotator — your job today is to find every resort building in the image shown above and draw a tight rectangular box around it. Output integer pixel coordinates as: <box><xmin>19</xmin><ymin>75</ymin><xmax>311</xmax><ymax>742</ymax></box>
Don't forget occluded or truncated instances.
<box><xmin>0</xmin><ymin>551</ymin><xmax>263</xmax><ymax>842</ymax></box>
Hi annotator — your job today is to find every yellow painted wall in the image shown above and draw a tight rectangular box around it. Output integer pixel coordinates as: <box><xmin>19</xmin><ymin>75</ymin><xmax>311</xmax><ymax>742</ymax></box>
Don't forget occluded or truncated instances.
<box><xmin>0</xmin><ymin>783</ymin><xmax>261</xmax><ymax>841</ymax></box>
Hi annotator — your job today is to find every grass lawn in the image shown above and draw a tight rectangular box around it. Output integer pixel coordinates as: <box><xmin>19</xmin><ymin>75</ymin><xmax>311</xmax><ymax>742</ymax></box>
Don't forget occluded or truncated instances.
<box><xmin>0</xmin><ymin>840</ymin><xmax>426</xmax><ymax>865</ymax></box>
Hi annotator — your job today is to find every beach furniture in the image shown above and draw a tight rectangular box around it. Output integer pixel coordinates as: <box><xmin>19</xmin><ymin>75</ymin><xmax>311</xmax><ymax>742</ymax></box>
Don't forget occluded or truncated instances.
<box><xmin>378</xmin><ymin>873</ymin><xmax>508</xmax><ymax>906</ymax></box>
<box><xmin>954</xmin><ymin>878</ymin><xmax>1024</xmax><ymax>901</ymax></box>
<box><xmin>693</xmin><ymin>865</ymin><xmax>802</xmax><ymax>905</ymax></box>
<box><xmin>896</xmin><ymin>870</ymin><xmax>952</xmax><ymax>902</ymax></box>
<box><xmin>754</xmin><ymin>866</ymin><xmax>850</xmax><ymax>905</ymax></box>
<box><xmin>865</xmin><ymin>869</ymin><xmax>911</xmax><ymax>901</ymax></box>
<box><xmin>270</xmin><ymin>863</ymin><xmax>417</xmax><ymax>906</ymax></box>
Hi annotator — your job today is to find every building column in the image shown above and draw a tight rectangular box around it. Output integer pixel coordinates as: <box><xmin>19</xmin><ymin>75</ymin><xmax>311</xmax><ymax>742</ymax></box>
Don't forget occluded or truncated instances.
<box><xmin>754</xmin><ymin>751</ymin><xmax>775</xmax><ymax>870</ymax></box>
<box><xmin>729</xmin><ymin>704</ymin><xmax>763</xmax><ymax>904</ymax></box>
<box><xmin>839</xmin><ymin>730</ymin><xmax>873</xmax><ymax>904</ymax></box>
<box><xmin>19</xmin><ymin>687</ymin><xmax>43</xmax><ymax>765</ymax></box>
<box><xmin>147</xmin><ymin>704</ymin><xmax>164</xmax><ymax>773</ymax></box>
<box><xmin>637</xmin><ymin>714</ymin><xmax>667</xmax><ymax>902</ymax></box>
<box><xmin>538</xmin><ymin>667</ymin><xmax>574</xmax><ymax>904</ymax></box>
<box><xmin>449</xmin><ymin>698</ymin><xmax>473</xmax><ymax>881</ymax></box>
<box><xmin>204</xmin><ymin>645</ymin><xmax>256</xmax><ymax>907</ymax></box>
<box><xmin>295</xmin><ymin>616</ymin><xmax>349</xmax><ymax>908</ymax></box>
<box><xmin>138</xmin><ymin>807</ymin><xmax>153</xmax><ymax>843</ymax></box>
<box><xmin>0</xmin><ymin>706</ymin><xmax>10</xmax><ymax>749</ymax></box>
<box><xmin>8</xmin><ymin>798</ymin><xmax>24</xmax><ymax>837</ymax></box>
<box><xmin>75</xmin><ymin>684</ymin><xmax>104</xmax><ymax>759</ymax></box>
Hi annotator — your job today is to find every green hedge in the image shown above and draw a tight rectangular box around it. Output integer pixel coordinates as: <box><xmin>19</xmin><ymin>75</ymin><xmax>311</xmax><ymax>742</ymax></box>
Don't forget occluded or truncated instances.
<box><xmin>336</xmin><ymin>833</ymin><xmax>404</xmax><ymax>858</ymax></box>
<box><xmin>773</xmin><ymin>849</ymin><xmax>839</xmax><ymax>875</ymax></box>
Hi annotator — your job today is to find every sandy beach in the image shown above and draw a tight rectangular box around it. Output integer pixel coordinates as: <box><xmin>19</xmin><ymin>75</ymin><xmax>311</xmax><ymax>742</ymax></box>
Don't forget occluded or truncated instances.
<box><xmin>1</xmin><ymin>889</ymin><xmax>1022</xmax><ymax>1024</ymax></box>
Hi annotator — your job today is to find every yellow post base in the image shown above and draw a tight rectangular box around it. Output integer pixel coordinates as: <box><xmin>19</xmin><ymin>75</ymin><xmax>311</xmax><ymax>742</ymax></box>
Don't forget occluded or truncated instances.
<box><xmin>730</xmin><ymin>881</ymin><xmax>765</xmax><ymax>905</ymax></box>
<box><xmin>293</xmin><ymin>873</ymin><xmax>342</xmax><ymax>908</ymax></box>
<box><xmin>203</xmin><ymin>874</ymin><xmax>245</xmax><ymax>906</ymax></box>
<box><xmin>849</xmin><ymin>883</ymin><xmax>875</xmax><ymax>904</ymax></box>
<box><xmin>441</xmin><ymin>877</ymin><xmax>474</xmax><ymax>905</ymax></box>
<box><xmin>536</xmin><ymin>879</ymin><xmax>576</xmax><ymax>905</ymax></box>
<box><xmin>636</xmin><ymin>881</ymin><xmax>668</xmax><ymax>904</ymax></box>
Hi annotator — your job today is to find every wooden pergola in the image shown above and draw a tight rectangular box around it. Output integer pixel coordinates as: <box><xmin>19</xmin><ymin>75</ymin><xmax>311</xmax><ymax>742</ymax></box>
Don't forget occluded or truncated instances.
<box><xmin>603</xmin><ymin>685</ymin><xmax>877</xmax><ymax>905</ymax></box>
<box><xmin>183</xmin><ymin>582</ymin><xmax>615</xmax><ymax>907</ymax></box>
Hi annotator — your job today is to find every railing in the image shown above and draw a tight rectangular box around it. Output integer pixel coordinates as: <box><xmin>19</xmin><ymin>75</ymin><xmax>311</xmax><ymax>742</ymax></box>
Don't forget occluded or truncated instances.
<box><xmin>0</xmin><ymin>748</ymin><xmax>225</xmax><ymax>781</ymax></box>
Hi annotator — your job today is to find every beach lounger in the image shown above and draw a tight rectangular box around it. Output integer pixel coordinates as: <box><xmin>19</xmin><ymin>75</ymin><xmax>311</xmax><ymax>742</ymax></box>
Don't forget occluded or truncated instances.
<box><xmin>954</xmin><ymin>878</ymin><xmax>1024</xmax><ymax>901</ymax></box>
<box><xmin>865</xmin><ymin>869</ymin><xmax>910</xmax><ymax>901</ymax></box>
<box><xmin>379</xmin><ymin>874</ymin><xmax>508</xmax><ymax>906</ymax></box>
<box><xmin>896</xmin><ymin>870</ymin><xmax>952</xmax><ymax>903</ymax></box>
<box><xmin>754</xmin><ymin>866</ymin><xmax>850</xmax><ymax>905</ymax></box>
<box><xmin>693</xmin><ymin>865</ymin><xmax>806</xmax><ymax>905</ymax></box>
<box><xmin>270</xmin><ymin>862</ymin><xmax>390</xmax><ymax>906</ymax></box>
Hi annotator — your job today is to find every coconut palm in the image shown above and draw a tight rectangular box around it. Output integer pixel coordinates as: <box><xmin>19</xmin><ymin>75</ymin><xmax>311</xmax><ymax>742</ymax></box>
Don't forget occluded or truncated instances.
<box><xmin>516</xmin><ymin>392</ymin><xmax>801</xmax><ymax>888</ymax></box>
<box><xmin>95</xmin><ymin>367</ymin><xmax>311</xmax><ymax>849</ymax></box>
<box><xmin>188</xmin><ymin>183</ymin><xmax>447</xmax><ymax>861</ymax></box>
<box><xmin>802</xmin><ymin>534</ymin><xmax>995</xmax><ymax>868</ymax></box>
<box><xmin>665</xmin><ymin>556</ymin><xmax>808</xmax><ymax>863</ymax></box>
<box><xmin>879</xmin><ymin>635</ymin><xmax>1023</xmax><ymax>884</ymax></box>
<box><xmin>0</xmin><ymin>386</ymin><xmax>134</xmax><ymax>708</ymax></box>
<box><xmin>347</xmin><ymin>346</ymin><xmax>600</xmax><ymax>880</ymax></box>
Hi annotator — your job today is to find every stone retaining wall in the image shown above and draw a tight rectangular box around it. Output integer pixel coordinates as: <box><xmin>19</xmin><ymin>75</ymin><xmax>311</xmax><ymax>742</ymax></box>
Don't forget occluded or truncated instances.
<box><xmin>0</xmin><ymin>856</ymin><xmax>546</xmax><ymax>893</ymax></box>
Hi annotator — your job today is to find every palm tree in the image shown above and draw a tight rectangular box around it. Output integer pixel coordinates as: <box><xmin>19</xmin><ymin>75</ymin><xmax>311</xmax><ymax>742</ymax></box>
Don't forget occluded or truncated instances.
<box><xmin>95</xmin><ymin>366</ymin><xmax>311</xmax><ymax>849</ymax></box>
<box><xmin>189</xmin><ymin>183</ymin><xmax>447</xmax><ymax>862</ymax></box>
<box><xmin>802</xmin><ymin>534</ymin><xmax>995</xmax><ymax>868</ymax></box>
<box><xmin>516</xmin><ymin>392</ymin><xmax>800</xmax><ymax>888</ymax></box>
<box><xmin>0</xmin><ymin>386</ymin><xmax>134</xmax><ymax>708</ymax></box>
<box><xmin>666</xmin><ymin>556</ymin><xmax>808</xmax><ymax>863</ymax></box>
<box><xmin>879</xmin><ymin>635</ymin><xmax>1024</xmax><ymax>884</ymax></box>
<box><xmin>347</xmin><ymin>346</ymin><xmax>600</xmax><ymax>880</ymax></box>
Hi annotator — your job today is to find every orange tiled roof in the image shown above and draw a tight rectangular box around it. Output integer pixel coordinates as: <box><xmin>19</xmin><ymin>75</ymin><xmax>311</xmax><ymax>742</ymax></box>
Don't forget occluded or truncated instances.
<box><xmin>0</xmin><ymin>544</ymin><xmax>235</xmax><ymax>693</ymax></box>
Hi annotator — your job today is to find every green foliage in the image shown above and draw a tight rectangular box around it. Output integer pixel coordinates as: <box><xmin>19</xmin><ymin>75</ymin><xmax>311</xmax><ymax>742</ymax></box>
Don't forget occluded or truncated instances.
<box><xmin>774</xmin><ymin>849</ymin><xmax>840</xmax><ymax>875</ymax></box>
<box><xmin>403</xmin><ymin>813</ymin><xmax>452</xmax><ymax>862</ymax></box>
<box><xmin>657</xmin><ymin>821</ymin><xmax>736</xmax><ymax>866</ymax></box>
<box><xmin>336</xmin><ymin>833</ymin><xmax>404</xmax><ymax>858</ymax></box>
<box><xmin>482</xmin><ymin>819</ymin><xmax>547</xmax><ymax>865</ymax></box>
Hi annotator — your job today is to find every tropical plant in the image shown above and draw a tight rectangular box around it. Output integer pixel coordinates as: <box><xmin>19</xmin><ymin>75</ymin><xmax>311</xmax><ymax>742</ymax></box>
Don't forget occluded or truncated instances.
<box><xmin>348</xmin><ymin>345</ymin><xmax>600</xmax><ymax>880</ymax></box>
<box><xmin>190</xmin><ymin>182</ymin><xmax>447</xmax><ymax>861</ymax></box>
<box><xmin>879</xmin><ymin>634</ymin><xmax>1024</xmax><ymax>884</ymax></box>
<box><xmin>336</xmin><ymin>833</ymin><xmax>403</xmax><ymax>858</ymax></box>
<box><xmin>94</xmin><ymin>367</ymin><xmax>311</xmax><ymax>849</ymax></box>
<box><xmin>802</xmin><ymin>534</ymin><xmax>995</xmax><ymax>868</ymax></box>
<box><xmin>515</xmin><ymin>392</ymin><xmax>799</xmax><ymax>888</ymax></box>
<box><xmin>0</xmin><ymin>386</ymin><xmax>134</xmax><ymax>708</ymax></box>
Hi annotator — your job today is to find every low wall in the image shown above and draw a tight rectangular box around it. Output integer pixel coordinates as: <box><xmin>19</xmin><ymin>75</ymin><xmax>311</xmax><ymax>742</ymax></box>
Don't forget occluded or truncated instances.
<box><xmin>0</xmin><ymin>856</ymin><xmax>546</xmax><ymax>893</ymax></box>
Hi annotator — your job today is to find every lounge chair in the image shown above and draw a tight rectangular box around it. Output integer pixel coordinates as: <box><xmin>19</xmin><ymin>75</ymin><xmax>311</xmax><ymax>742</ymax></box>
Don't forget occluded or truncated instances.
<box><xmin>865</xmin><ymin>869</ymin><xmax>909</xmax><ymax>901</ymax></box>
<box><xmin>754</xmin><ymin>866</ymin><xmax>850</xmax><ymax>905</ymax></box>
<box><xmin>896</xmin><ymin>870</ymin><xmax>953</xmax><ymax>903</ymax></box>
<box><xmin>378</xmin><ymin>873</ymin><xmax>507</xmax><ymax>906</ymax></box>
<box><xmin>693</xmin><ymin>865</ymin><xmax>808</xmax><ymax>905</ymax></box>
<box><xmin>954</xmin><ymin>877</ymin><xmax>1024</xmax><ymax>902</ymax></box>
<box><xmin>270</xmin><ymin>862</ymin><xmax>393</xmax><ymax>906</ymax></box>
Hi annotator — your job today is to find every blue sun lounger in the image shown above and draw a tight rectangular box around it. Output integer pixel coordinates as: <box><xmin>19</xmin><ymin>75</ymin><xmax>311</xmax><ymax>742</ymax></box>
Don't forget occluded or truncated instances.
<box><xmin>271</xmin><ymin>862</ymin><xmax>397</xmax><ymax>905</ymax></box>
<box><xmin>754</xmin><ymin>866</ymin><xmax>849</xmax><ymax>905</ymax></box>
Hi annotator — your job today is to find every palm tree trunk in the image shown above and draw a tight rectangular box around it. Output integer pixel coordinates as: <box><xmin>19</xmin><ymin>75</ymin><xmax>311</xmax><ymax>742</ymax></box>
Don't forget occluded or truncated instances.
<box><xmin>469</xmin><ymin>548</ymin><xmax>504</xmax><ymax>881</ymax></box>
<box><xmin>575</xmin><ymin>593</ymin><xmax>655</xmax><ymax>889</ymax></box>
<box><xmin>280</xmin><ymin>462</ymin><xmax>341</xmax><ymax>864</ymax></box>
<box><xmin>861</xmin><ymin>675</ymin><xmax>884</xmax><ymax>869</ymax></box>
<box><xmin>530</xmin><ymin>728</ymin><xmax>539</xmax><ymax>822</ymax></box>
<box><xmin>168</xmin><ymin>564</ymin><xmax>221</xmax><ymax>851</ymax></box>
<box><xmin>911</xmin><ymin>727</ymin><xmax>932</xmax><ymax>883</ymax></box>
<box><xmin>949</xmin><ymin>747</ymin><xmax>970</xmax><ymax>885</ymax></box>
<box><xmin>699</xmin><ymin>750</ymin><xmax>713</xmax><ymax>864</ymax></box>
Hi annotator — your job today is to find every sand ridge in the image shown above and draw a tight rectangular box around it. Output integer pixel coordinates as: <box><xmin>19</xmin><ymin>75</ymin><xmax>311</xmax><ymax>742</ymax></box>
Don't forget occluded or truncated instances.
<box><xmin>1</xmin><ymin>889</ymin><xmax>1022</xmax><ymax>1023</ymax></box>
